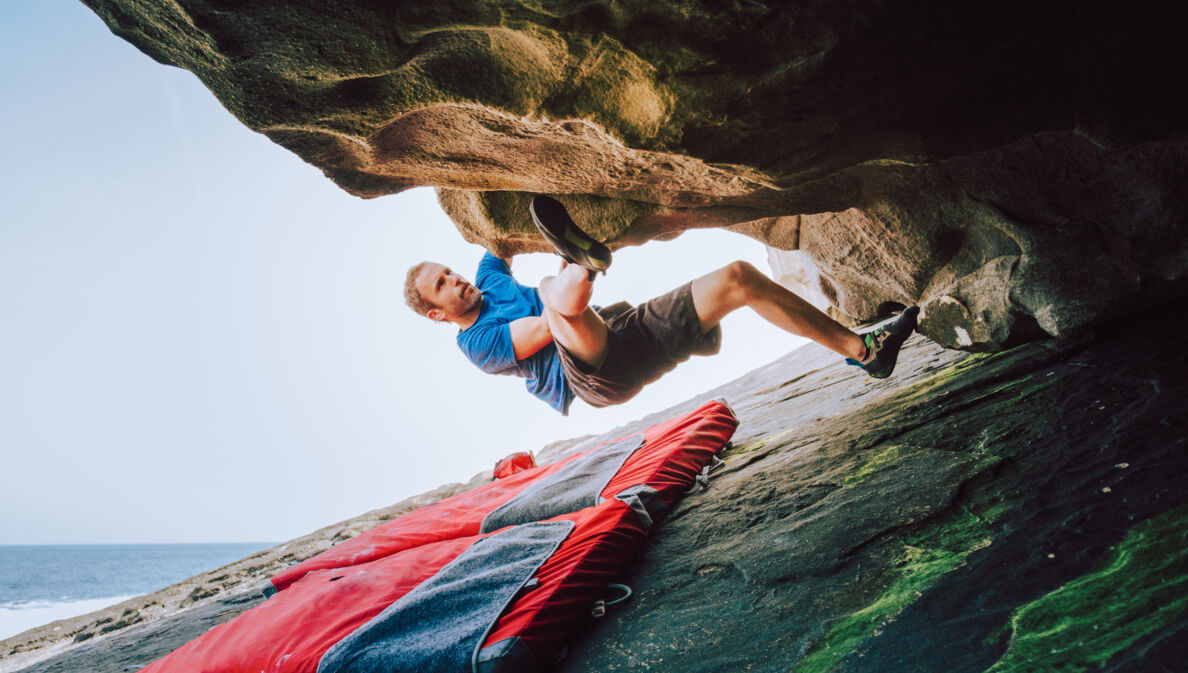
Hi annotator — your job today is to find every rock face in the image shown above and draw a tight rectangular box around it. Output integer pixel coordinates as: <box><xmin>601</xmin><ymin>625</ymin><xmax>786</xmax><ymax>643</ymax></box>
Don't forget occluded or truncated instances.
<box><xmin>8</xmin><ymin>309</ymin><xmax>1187</xmax><ymax>672</ymax></box>
<box><xmin>81</xmin><ymin>0</ymin><xmax>1188</xmax><ymax>350</ymax></box>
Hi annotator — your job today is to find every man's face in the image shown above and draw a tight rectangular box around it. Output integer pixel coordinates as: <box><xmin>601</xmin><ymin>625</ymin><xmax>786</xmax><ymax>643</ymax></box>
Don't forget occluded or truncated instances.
<box><xmin>414</xmin><ymin>263</ymin><xmax>481</xmax><ymax>322</ymax></box>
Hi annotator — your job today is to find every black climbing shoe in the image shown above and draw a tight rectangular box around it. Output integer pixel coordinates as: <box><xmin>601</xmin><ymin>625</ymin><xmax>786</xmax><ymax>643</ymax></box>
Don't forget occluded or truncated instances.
<box><xmin>529</xmin><ymin>195</ymin><xmax>612</xmax><ymax>280</ymax></box>
<box><xmin>847</xmin><ymin>306</ymin><xmax>920</xmax><ymax>379</ymax></box>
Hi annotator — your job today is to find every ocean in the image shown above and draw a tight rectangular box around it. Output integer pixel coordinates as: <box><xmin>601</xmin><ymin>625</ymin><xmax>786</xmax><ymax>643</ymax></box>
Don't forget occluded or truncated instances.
<box><xmin>0</xmin><ymin>543</ymin><xmax>273</xmax><ymax>641</ymax></box>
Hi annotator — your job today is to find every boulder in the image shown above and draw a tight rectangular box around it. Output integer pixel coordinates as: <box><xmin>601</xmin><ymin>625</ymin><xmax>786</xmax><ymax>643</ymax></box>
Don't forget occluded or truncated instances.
<box><xmin>81</xmin><ymin>0</ymin><xmax>1188</xmax><ymax>348</ymax></box>
<box><xmin>9</xmin><ymin>304</ymin><xmax>1187</xmax><ymax>673</ymax></box>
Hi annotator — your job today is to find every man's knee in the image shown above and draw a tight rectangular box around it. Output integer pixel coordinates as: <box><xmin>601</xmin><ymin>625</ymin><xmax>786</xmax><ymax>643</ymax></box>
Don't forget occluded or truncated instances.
<box><xmin>721</xmin><ymin>260</ymin><xmax>764</xmax><ymax>301</ymax></box>
<box><xmin>539</xmin><ymin>267</ymin><xmax>594</xmax><ymax>317</ymax></box>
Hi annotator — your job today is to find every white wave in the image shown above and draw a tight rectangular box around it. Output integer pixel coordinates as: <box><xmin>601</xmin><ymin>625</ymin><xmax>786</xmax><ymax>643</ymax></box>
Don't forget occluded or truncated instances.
<box><xmin>0</xmin><ymin>595</ymin><xmax>136</xmax><ymax>641</ymax></box>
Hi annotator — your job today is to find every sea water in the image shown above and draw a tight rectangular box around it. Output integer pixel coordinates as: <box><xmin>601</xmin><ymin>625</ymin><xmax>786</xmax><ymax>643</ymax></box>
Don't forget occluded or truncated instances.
<box><xmin>0</xmin><ymin>543</ymin><xmax>273</xmax><ymax>641</ymax></box>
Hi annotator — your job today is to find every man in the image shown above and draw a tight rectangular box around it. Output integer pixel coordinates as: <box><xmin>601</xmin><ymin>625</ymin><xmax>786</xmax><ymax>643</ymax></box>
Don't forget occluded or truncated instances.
<box><xmin>404</xmin><ymin>196</ymin><xmax>918</xmax><ymax>415</ymax></box>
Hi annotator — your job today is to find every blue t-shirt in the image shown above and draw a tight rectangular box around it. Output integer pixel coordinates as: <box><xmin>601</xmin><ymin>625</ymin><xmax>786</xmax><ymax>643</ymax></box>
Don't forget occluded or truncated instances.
<box><xmin>456</xmin><ymin>253</ymin><xmax>574</xmax><ymax>414</ymax></box>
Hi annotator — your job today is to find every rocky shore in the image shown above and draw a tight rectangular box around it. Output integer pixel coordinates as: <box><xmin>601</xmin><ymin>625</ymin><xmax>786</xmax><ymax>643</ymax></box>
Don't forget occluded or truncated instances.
<box><xmin>0</xmin><ymin>476</ymin><xmax>504</xmax><ymax>672</ymax></box>
<box><xmin>4</xmin><ymin>307</ymin><xmax>1185</xmax><ymax>672</ymax></box>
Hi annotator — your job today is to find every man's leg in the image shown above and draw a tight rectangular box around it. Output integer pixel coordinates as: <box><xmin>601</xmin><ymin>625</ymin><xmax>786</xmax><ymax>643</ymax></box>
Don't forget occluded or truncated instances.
<box><xmin>690</xmin><ymin>261</ymin><xmax>869</xmax><ymax>361</ymax></box>
<box><xmin>538</xmin><ymin>261</ymin><xmax>610</xmax><ymax>369</ymax></box>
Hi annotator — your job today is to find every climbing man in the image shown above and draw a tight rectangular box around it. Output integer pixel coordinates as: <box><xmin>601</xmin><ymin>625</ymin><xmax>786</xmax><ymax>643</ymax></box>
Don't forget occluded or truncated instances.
<box><xmin>404</xmin><ymin>195</ymin><xmax>919</xmax><ymax>415</ymax></box>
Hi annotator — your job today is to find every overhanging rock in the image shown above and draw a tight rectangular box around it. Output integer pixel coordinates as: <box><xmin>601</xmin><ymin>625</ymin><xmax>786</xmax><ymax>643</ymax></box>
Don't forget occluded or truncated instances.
<box><xmin>82</xmin><ymin>1</ymin><xmax>1188</xmax><ymax>348</ymax></box>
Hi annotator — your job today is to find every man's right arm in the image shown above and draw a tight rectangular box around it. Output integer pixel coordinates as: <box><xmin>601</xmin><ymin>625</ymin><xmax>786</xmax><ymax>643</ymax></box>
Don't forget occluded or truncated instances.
<box><xmin>508</xmin><ymin>316</ymin><xmax>552</xmax><ymax>361</ymax></box>
<box><xmin>476</xmin><ymin>251</ymin><xmax>515</xmax><ymax>285</ymax></box>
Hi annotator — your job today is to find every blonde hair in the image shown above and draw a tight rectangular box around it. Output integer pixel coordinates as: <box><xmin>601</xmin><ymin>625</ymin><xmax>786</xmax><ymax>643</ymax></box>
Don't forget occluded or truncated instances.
<box><xmin>403</xmin><ymin>261</ymin><xmax>435</xmax><ymax>316</ymax></box>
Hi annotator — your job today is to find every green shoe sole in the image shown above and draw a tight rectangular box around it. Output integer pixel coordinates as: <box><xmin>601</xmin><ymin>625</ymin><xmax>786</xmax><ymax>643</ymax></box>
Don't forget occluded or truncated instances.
<box><xmin>530</xmin><ymin>195</ymin><xmax>612</xmax><ymax>275</ymax></box>
<box><xmin>849</xmin><ymin>306</ymin><xmax>920</xmax><ymax>378</ymax></box>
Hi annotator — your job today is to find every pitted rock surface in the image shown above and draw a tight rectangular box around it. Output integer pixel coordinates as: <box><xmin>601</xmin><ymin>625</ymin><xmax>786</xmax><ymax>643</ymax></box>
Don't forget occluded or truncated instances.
<box><xmin>80</xmin><ymin>1</ymin><xmax>1188</xmax><ymax>349</ymax></box>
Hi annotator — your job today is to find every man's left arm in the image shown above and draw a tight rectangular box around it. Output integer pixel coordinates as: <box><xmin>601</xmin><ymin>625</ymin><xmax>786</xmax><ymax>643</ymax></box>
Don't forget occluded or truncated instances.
<box><xmin>508</xmin><ymin>316</ymin><xmax>552</xmax><ymax>360</ymax></box>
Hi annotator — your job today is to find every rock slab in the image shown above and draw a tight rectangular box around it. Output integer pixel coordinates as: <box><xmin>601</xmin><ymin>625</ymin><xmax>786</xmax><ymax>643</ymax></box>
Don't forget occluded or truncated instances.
<box><xmin>8</xmin><ymin>308</ymin><xmax>1187</xmax><ymax>672</ymax></box>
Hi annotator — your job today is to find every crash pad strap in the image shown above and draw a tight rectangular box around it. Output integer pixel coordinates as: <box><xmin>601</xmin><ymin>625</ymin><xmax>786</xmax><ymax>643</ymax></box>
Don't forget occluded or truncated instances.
<box><xmin>480</xmin><ymin>433</ymin><xmax>645</xmax><ymax>533</ymax></box>
<box><xmin>316</xmin><ymin>521</ymin><xmax>574</xmax><ymax>673</ymax></box>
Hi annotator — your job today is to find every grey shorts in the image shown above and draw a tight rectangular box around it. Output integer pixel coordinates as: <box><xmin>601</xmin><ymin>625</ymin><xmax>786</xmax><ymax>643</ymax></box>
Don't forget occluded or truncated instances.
<box><xmin>556</xmin><ymin>282</ymin><xmax>722</xmax><ymax>408</ymax></box>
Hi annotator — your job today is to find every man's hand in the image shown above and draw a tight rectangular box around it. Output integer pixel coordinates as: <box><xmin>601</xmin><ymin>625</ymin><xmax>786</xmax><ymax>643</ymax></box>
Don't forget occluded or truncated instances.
<box><xmin>509</xmin><ymin>316</ymin><xmax>553</xmax><ymax>360</ymax></box>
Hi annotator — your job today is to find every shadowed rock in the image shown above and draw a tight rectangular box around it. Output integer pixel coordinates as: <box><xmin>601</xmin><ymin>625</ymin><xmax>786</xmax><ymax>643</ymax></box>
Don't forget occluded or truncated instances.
<box><xmin>80</xmin><ymin>0</ymin><xmax>1188</xmax><ymax>349</ymax></box>
<box><xmin>6</xmin><ymin>306</ymin><xmax>1186</xmax><ymax>673</ymax></box>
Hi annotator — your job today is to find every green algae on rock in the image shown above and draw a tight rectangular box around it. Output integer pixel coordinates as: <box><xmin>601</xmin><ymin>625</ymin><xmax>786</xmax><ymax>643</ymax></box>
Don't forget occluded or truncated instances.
<box><xmin>797</xmin><ymin>477</ymin><xmax>1013</xmax><ymax>673</ymax></box>
<box><xmin>843</xmin><ymin>445</ymin><xmax>908</xmax><ymax>486</ymax></box>
<box><xmin>986</xmin><ymin>505</ymin><xmax>1188</xmax><ymax>673</ymax></box>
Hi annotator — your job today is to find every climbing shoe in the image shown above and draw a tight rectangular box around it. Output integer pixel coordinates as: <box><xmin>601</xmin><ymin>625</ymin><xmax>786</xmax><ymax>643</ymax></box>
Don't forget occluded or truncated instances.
<box><xmin>846</xmin><ymin>306</ymin><xmax>920</xmax><ymax>379</ymax></box>
<box><xmin>529</xmin><ymin>195</ymin><xmax>612</xmax><ymax>280</ymax></box>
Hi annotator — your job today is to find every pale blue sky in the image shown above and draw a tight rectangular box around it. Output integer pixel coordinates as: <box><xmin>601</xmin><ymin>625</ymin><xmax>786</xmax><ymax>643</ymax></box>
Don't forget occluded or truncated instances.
<box><xmin>0</xmin><ymin>2</ymin><xmax>805</xmax><ymax>544</ymax></box>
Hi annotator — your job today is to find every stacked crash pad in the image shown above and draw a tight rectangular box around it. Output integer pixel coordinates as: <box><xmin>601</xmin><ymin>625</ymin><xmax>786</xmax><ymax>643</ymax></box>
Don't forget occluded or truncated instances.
<box><xmin>140</xmin><ymin>399</ymin><xmax>738</xmax><ymax>673</ymax></box>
